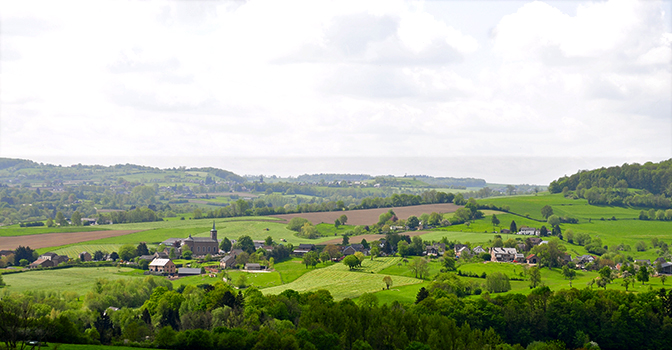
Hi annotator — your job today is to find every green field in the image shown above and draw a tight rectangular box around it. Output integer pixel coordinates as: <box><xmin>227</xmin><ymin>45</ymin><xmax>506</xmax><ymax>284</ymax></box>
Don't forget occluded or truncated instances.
<box><xmin>51</xmin><ymin>244</ymin><xmax>125</xmax><ymax>257</ymax></box>
<box><xmin>1</xmin><ymin>267</ymin><xmax>144</xmax><ymax>294</ymax></box>
<box><xmin>0</xmin><ymin>225</ymin><xmax>109</xmax><ymax>237</ymax></box>
<box><xmin>482</xmin><ymin>193</ymin><xmax>644</xmax><ymax>221</ymax></box>
<box><xmin>261</xmin><ymin>257</ymin><xmax>423</xmax><ymax>300</ymax></box>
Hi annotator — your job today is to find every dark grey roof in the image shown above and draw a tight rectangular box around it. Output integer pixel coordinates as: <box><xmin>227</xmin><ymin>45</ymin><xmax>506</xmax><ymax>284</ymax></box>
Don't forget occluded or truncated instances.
<box><xmin>190</xmin><ymin>237</ymin><xmax>218</xmax><ymax>242</ymax></box>
<box><xmin>178</xmin><ymin>268</ymin><xmax>202</xmax><ymax>275</ymax></box>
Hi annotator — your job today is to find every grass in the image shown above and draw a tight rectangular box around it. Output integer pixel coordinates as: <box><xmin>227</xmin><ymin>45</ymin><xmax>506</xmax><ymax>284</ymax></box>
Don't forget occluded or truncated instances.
<box><xmin>50</xmin><ymin>244</ymin><xmax>126</xmax><ymax>257</ymax></box>
<box><xmin>316</xmin><ymin>223</ymin><xmax>351</xmax><ymax>237</ymax></box>
<box><xmin>39</xmin><ymin>344</ymin><xmax>162</xmax><ymax>350</ymax></box>
<box><xmin>1</xmin><ymin>267</ymin><xmax>144</xmax><ymax>295</ymax></box>
<box><xmin>0</xmin><ymin>225</ymin><xmax>109</xmax><ymax>237</ymax></box>
<box><xmin>261</xmin><ymin>257</ymin><xmax>422</xmax><ymax>300</ymax></box>
<box><xmin>274</xmin><ymin>258</ymin><xmax>315</xmax><ymax>283</ymax></box>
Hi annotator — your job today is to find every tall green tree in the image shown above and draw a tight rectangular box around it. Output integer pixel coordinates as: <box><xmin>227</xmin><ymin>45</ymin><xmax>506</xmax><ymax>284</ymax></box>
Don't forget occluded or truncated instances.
<box><xmin>220</xmin><ymin>237</ymin><xmax>232</xmax><ymax>252</ymax></box>
<box><xmin>541</xmin><ymin>205</ymin><xmax>553</xmax><ymax>219</ymax></box>
<box><xmin>510</xmin><ymin>220</ymin><xmax>518</xmax><ymax>233</ymax></box>
<box><xmin>491</xmin><ymin>214</ymin><xmax>500</xmax><ymax>231</ymax></box>
<box><xmin>528</xmin><ymin>266</ymin><xmax>541</xmax><ymax>288</ymax></box>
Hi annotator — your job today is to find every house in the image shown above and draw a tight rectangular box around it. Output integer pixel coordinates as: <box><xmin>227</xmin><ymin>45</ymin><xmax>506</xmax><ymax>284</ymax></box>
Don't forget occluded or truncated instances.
<box><xmin>425</xmin><ymin>244</ymin><xmax>446</xmax><ymax>256</ymax></box>
<box><xmin>245</xmin><ymin>263</ymin><xmax>262</xmax><ymax>270</ymax></box>
<box><xmin>38</xmin><ymin>252</ymin><xmax>69</xmax><ymax>265</ymax></box>
<box><xmin>293</xmin><ymin>244</ymin><xmax>315</xmax><ymax>256</ymax></box>
<box><xmin>518</xmin><ymin>227</ymin><xmax>540</xmax><ymax>236</ymax></box>
<box><xmin>574</xmin><ymin>255</ymin><xmax>595</xmax><ymax>266</ymax></box>
<box><xmin>455</xmin><ymin>245</ymin><xmax>471</xmax><ymax>258</ymax></box>
<box><xmin>660</xmin><ymin>262</ymin><xmax>672</xmax><ymax>274</ymax></box>
<box><xmin>79</xmin><ymin>251</ymin><xmax>92</xmax><ymax>262</ymax></box>
<box><xmin>138</xmin><ymin>255</ymin><xmax>156</xmax><ymax>261</ymax></box>
<box><xmin>219</xmin><ymin>254</ymin><xmax>237</xmax><ymax>269</ymax></box>
<box><xmin>178</xmin><ymin>267</ymin><xmax>202</xmax><ymax>277</ymax></box>
<box><xmin>148</xmin><ymin>259</ymin><xmax>176</xmax><ymax>274</ymax></box>
<box><xmin>635</xmin><ymin>259</ymin><xmax>651</xmax><ymax>266</ymax></box>
<box><xmin>490</xmin><ymin>247</ymin><xmax>517</xmax><ymax>262</ymax></box>
<box><xmin>527</xmin><ymin>237</ymin><xmax>543</xmax><ymax>246</ymax></box>
<box><xmin>526</xmin><ymin>254</ymin><xmax>539</xmax><ymax>264</ymax></box>
<box><xmin>0</xmin><ymin>250</ymin><xmax>13</xmax><ymax>257</ymax></box>
<box><xmin>342</xmin><ymin>244</ymin><xmax>369</xmax><ymax>256</ymax></box>
<box><xmin>154</xmin><ymin>251</ymin><xmax>169</xmax><ymax>259</ymax></box>
<box><xmin>514</xmin><ymin>253</ymin><xmax>525</xmax><ymax>262</ymax></box>
<box><xmin>472</xmin><ymin>246</ymin><xmax>486</xmax><ymax>255</ymax></box>
<box><xmin>29</xmin><ymin>259</ymin><xmax>54</xmax><ymax>269</ymax></box>
<box><xmin>500</xmin><ymin>229</ymin><xmax>511</xmax><ymax>234</ymax></box>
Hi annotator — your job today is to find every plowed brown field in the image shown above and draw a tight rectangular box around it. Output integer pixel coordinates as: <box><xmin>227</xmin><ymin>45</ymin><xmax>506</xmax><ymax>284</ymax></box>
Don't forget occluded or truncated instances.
<box><xmin>271</xmin><ymin>203</ymin><xmax>461</xmax><ymax>226</ymax></box>
<box><xmin>0</xmin><ymin>230</ymin><xmax>142</xmax><ymax>250</ymax></box>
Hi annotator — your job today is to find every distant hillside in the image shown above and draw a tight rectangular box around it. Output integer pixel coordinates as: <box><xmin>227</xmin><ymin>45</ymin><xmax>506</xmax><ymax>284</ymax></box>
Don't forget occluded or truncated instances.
<box><xmin>409</xmin><ymin>175</ymin><xmax>486</xmax><ymax>188</ymax></box>
<box><xmin>548</xmin><ymin>159</ymin><xmax>672</xmax><ymax>208</ymax></box>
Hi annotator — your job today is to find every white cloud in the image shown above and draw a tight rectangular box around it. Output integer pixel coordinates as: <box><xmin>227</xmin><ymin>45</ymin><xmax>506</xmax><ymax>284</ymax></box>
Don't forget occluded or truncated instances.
<box><xmin>0</xmin><ymin>0</ymin><xmax>669</xmax><ymax>182</ymax></box>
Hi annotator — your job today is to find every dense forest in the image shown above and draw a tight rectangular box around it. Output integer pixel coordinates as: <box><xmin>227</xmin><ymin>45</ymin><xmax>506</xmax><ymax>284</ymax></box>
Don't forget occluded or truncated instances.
<box><xmin>1</xmin><ymin>275</ymin><xmax>671</xmax><ymax>350</ymax></box>
<box><xmin>548</xmin><ymin>159</ymin><xmax>672</xmax><ymax>208</ymax></box>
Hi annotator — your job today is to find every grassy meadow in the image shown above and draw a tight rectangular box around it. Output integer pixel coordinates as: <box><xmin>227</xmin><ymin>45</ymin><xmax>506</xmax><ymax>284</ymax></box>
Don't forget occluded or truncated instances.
<box><xmin>1</xmin><ymin>267</ymin><xmax>144</xmax><ymax>294</ymax></box>
<box><xmin>261</xmin><ymin>257</ymin><xmax>423</xmax><ymax>300</ymax></box>
<box><xmin>0</xmin><ymin>225</ymin><xmax>109</xmax><ymax>237</ymax></box>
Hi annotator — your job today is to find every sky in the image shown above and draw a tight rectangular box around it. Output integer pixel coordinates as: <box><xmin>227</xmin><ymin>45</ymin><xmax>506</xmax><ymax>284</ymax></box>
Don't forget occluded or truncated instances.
<box><xmin>1</xmin><ymin>0</ymin><xmax>671</xmax><ymax>184</ymax></box>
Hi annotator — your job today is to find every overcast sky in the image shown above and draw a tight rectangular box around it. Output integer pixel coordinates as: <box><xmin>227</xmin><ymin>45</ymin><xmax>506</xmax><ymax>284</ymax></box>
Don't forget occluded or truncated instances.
<box><xmin>1</xmin><ymin>0</ymin><xmax>670</xmax><ymax>184</ymax></box>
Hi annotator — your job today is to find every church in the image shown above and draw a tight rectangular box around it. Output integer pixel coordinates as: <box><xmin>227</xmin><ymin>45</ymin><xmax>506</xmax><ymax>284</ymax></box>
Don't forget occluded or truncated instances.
<box><xmin>162</xmin><ymin>222</ymin><xmax>220</xmax><ymax>256</ymax></box>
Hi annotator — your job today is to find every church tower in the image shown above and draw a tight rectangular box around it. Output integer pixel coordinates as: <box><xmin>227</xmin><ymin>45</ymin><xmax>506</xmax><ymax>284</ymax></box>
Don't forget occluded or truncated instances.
<box><xmin>210</xmin><ymin>221</ymin><xmax>218</xmax><ymax>241</ymax></box>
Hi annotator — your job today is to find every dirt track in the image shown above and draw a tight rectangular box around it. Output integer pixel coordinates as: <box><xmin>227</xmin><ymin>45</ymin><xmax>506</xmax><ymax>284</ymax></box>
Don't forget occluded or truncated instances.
<box><xmin>270</xmin><ymin>203</ymin><xmax>461</xmax><ymax>226</ymax></box>
<box><xmin>0</xmin><ymin>230</ymin><xmax>142</xmax><ymax>250</ymax></box>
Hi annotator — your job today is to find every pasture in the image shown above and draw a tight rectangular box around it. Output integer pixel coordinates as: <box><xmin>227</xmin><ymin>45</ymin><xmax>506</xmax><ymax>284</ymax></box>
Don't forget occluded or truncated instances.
<box><xmin>0</xmin><ymin>225</ymin><xmax>109</xmax><ymax>237</ymax></box>
<box><xmin>261</xmin><ymin>257</ymin><xmax>422</xmax><ymax>300</ymax></box>
<box><xmin>1</xmin><ymin>267</ymin><xmax>144</xmax><ymax>295</ymax></box>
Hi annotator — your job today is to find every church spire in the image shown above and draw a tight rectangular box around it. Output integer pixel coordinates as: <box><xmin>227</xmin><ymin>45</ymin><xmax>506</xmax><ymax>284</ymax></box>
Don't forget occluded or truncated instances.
<box><xmin>210</xmin><ymin>221</ymin><xmax>217</xmax><ymax>241</ymax></box>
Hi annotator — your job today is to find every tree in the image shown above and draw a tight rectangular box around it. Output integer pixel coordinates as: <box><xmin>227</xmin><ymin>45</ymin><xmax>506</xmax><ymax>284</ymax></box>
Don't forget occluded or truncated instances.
<box><xmin>343</xmin><ymin>255</ymin><xmax>359</xmax><ymax>270</ymax></box>
<box><xmin>46</xmin><ymin>217</ymin><xmax>54</xmax><ymax>227</ymax></box>
<box><xmin>118</xmin><ymin>244</ymin><xmax>137</xmax><ymax>261</ymax></box>
<box><xmin>383</xmin><ymin>276</ymin><xmax>393</xmax><ymax>290</ymax></box>
<box><xmin>541</xmin><ymin>205</ymin><xmax>554</xmax><ymax>219</ymax></box>
<box><xmin>71</xmin><ymin>211</ymin><xmax>82</xmax><ymax>226</ymax></box>
<box><xmin>136</xmin><ymin>242</ymin><xmax>149</xmax><ymax>256</ymax></box>
<box><xmin>622</xmin><ymin>274</ymin><xmax>634</xmax><ymax>291</ymax></box>
<box><xmin>303</xmin><ymin>251</ymin><xmax>318</xmax><ymax>268</ymax></box>
<box><xmin>342</xmin><ymin>234</ymin><xmax>350</xmax><ymax>245</ymax></box>
<box><xmin>562</xmin><ymin>265</ymin><xmax>576</xmax><ymax>287</ymax></box>
<box><xmin>661</xmin><ymin>275</ymin><xmax>667</xmax><ymax>286</ymax></box>
<box><xmin>369</xmin><ymin>246</ymin><xmax>379</xmax><ymax>260</ymax></box>
<box><xmin>540</xmin><ymin>226</ymin><xmax>548</xmax><ymax>237</ymax></box>
<box><xmin>56</xmin><ymin>211</ymin><xmax>67</xmax><ymax>226</ymax></box>
<box><xmin>506</xmin><ymin>185</ymin><xmax>516</xmax><ymax>196</ymax></box>
<box><xmin>13</xmin><ymin>246</ymin><xmax>36</xmax><ymax>265</ymax></box>
<box><xmin>339</xmin><ymin>214</ymin><xmax>348</xmax><ymax>225</ymax></box>
<box><xmin>547</xmin><ymin>215</ymin><xmax>560</xmax><ymax>227</ymax></box>
<box><xmin>486</xmin><ymin>272</ymin><xmax>511</xmax><ymax>293</ymax></box>
<box><xmin>264</xmin><ymin>236</ymin><xmax>273</xmax><ymax>246</ymax></box>
<box><xmin>300</xmin><ymin>223</ymin><xmax>318</xmax><ymax>239</ymax></box>
<box><xmin>109</xmin><ymin>252</ymin><xmax>119</xmax><ymax>261</ymax></box>
<box><xmin>334</xmin><ymin>219</ymin><xmax>341</xmax><ymax>228</ymax></box>
<box><xmin>491</xmin><ymin>214</ymin><xmax>500</xmax><ymax>231</ymax></box>
<box><xmin>597</xmin><ymin>266</ymin><xmax>613</xmax><ymax>289</ymax></box>
<box><xmin>443</xmin><ymin>255</ymin><xmax>456</xmax><ymax>271</ymax></box>
<box><xmin>406</xmin><ymin>216</ymin><xmax>419</xmax><ymax>230</ymax></box>
<box><xmin>220</xmin><ymin>237</ymin><xmax>232</xmax><ymax>252</ymax></box>
<box><xmin>510</xmin><ymin>220</ymin><xmax>518</xmax><ymax>234</ymax></box>
<box><xmin>360</xmin><ymin>238</ymin><xmax>370</xmax><ymax>250</ymax></box>
<box><xmin>636</xmin><ymin>265</ymin><xmax>650</xmax><ymax>285</ymax></box>
<box><xmin>287</xmin><ymin>217</ymin><xmax>310</xmax><ymax>232</ymax></box>
<box><xmin>193</xmin><ymin>208</ymin><xmax>202</xmax><ymax>220</ymax></box>
<box><xmin>237</xmin><ymin>235</ymin><xmax>255</xmax><ymax>254</ymax></box>
<box><xmin>235</xmin><ymin>251</ymin><xmax>249</xmax><ymax>266</ymax></box>
<box><xmin>415</xmin><ymin>287</ymin><xmax>429</xmax><ymax>304</ymax></box>
<box><xmin>93</xmin><ymin>250</ymin><xmax>104</xmax><ymax>261</ymax></box>
<box><xmin>528</xmin><ymin>266</ymin><xmax>541</xmax><ymax>288</ymax></box>
<box><xmin>409</xmin><ymin>257</ymin><xmax>429</xmax><ymax>279</ymax></box>
<box><xmin>319</xmin><ymin>251</ymin><xmax>330</xmax><ymax>264</ymax></box>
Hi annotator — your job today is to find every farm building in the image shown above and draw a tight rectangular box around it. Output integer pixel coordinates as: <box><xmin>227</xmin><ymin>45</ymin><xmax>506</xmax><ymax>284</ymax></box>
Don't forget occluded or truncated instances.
<box><xmin>526</xmin><ymin>254</ymin><xmax>539</xmax><ymax>264</ymax></box>
<box><xmin>293</xmin><ymin>244</ymin><xmax>315</xmax><ymax>256</ymax></box>
<box><xmin>29</xmin><ymin>259</ymin><xmax>54</xmax><ymax>269</ymax></box>
<box><xmin>342</xmin><ymin>244</ymin><xmax>368</xmax><ymax>256</ymax></box>
<box><xmin>38</xmin><ymin>252</ymin><xmax>69</xmax><ymax>265</ymax></box>
<box><xmin>220</xmin><ymin>254</ymin><xmax>237</xmax><ymax>269</ymax></box>
<box><xmin>245</xmin><ymin>263</ymin><xmax>262</xmax><ymax>270</ymax></box>
<box><xmin>149</xmin><ymin>259</ymin><xmax>176</xmax><ymax>274</ymax></box>
<box><xmin>517</xmin><ymin>227</ymin><xmax>540</xmax><ymax>236</ymax></box>
<box><xmin>178</xmin><ymin>267</ymin><xmax>202</xmax><ymax>277</ymax></box>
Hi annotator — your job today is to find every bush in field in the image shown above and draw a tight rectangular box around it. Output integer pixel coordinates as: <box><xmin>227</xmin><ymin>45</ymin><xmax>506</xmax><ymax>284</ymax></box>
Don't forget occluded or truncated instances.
<box><xmin>287</xmin><ymin>217</ymin><xmax>310</xmax><ymax>232</ymax></box>
<box><xmin>485</xmin><ymin>272</ymin><xmax>511</xmax><ymax>293</ymax></box>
